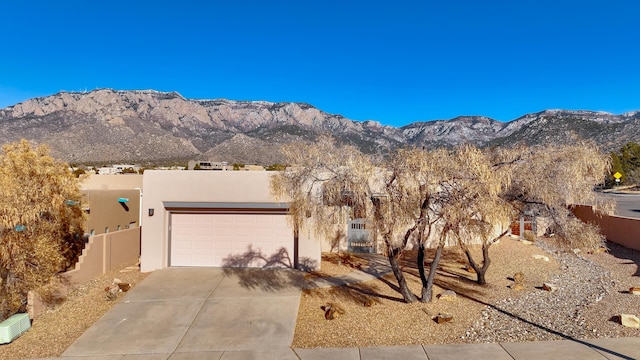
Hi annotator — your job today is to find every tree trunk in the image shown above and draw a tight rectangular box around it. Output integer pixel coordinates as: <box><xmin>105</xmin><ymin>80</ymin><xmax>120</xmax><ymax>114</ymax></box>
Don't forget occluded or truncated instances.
<box><xmin>416</xmin><ymin>189</ymin><xmax>433</xmax><ymax>302</ymax></box>
<box><xmin>372</xmin><ymin>196</ymin><xmax>417</xmax><ymax>303</ymax></box>
<box><xmin>476</xmin><ymin>242</ymin><xmax>491</xmax><ymax>285</ymax></box>
<box><xmin>421</xmin><ymin>242</ymin><xmax>443</xmax><ymax>302</ymax></box>
<box><xmin>463</xmin><ymin>242</ymin><xmax>491</xmax><ymax>285</ymax></box>
<box><xmin>417</xmin><ymin>243</ymin><xmax>428</xmax><ymax>301</ymax></box>
<box><xmin>387</xmin><ymin>243</ymin><xmax>417</xmax><ymax>303</ymax></box>
<box><xmin>462</xmin><ymin>230</ymin><xmax>507</xmax><ymax>285</ymax></box>
<box><xmin>293</xmin><ymin>222</ymin><xmax>299</xmax><ymax>269</ymax></box>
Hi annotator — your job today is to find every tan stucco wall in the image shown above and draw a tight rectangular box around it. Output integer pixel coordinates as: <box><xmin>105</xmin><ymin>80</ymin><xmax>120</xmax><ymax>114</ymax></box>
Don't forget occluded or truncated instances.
<box><xmin>81</xmin><ymin>174</ymin><xmax>143</xmax><ymax>190</ymax></box>
<box><xmin>82</xmin><ymin>189</ymin><xmax>141</xmax><ymax>235</ymax></box>
<box><xmin>140</xmin><ymin>170</ymin><xmax>321</xmax><ymax>272</ymax></box>
<box><xmin>64</xmin><ymin>227</ymin><xmax>141</xmax><ymax>285</ymax></box>
<box><xmin>573</xmin><ymin>205</ymin><xmax>640</xmax><ymax>251</ymax></box>
<box><xmin>79</xmin><ymin>174</ymin><xmax>143</xmax><ymax>235</ymax></box>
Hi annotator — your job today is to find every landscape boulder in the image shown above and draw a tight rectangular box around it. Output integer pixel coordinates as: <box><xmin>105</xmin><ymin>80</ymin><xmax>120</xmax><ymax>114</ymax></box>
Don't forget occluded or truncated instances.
<box><xmin>105</xmin><ymin>285</ymin><xmax>119</xmax><ymax>301</ymax></box>
<box><xmin>619</xmin><ymin>314</ymin><xmax>640</xmax><ymax>328</ymax></box>
<box><xmin>532</xmin><ymin>254</ymin><xmax>549</xmax><ymax>262</ymax></box>
<box><xmin>434</xmin><ymin>313</ymin><xmax>454</xmax><ymax>324</ymax></box>
<box><xmin>510</xmin><ymin>272</ymin><xmax>525</xmax><ymax>291</ymax></box>
<box><xmin>438</xmin><ymin>290</ymin><xmax>457</xmax><ymax>301</ymax></box>
<box><xmin>27</xmin><ymin>291</ymin><xmax>45</xmax><ymax>320</ymax></box>
<box><xmin>542</xmin><ymin>283</ymin><xmax>558</xmax><ymax>292</ymax></box>
<box><xmin>321</xmin><ymin>302</ymin><xmax>345</xmax><ymax>320</ymax></box>
<box><xmin>513</xmin><ymin>272</ymin><xmax>525</xmax><ymax>283</ymax></box>
<box><xmin>510</xmin><ymin>283</ymin><xmax>525</xmax><ymax>291</ymax></box>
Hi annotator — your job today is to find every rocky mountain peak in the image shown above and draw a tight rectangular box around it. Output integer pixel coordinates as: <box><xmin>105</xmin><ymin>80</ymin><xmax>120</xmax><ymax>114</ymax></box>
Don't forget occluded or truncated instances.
<box><xmin>0</xmin><ymin>89</ymin><xmax>638</xmax><ymax>164</ymax></box>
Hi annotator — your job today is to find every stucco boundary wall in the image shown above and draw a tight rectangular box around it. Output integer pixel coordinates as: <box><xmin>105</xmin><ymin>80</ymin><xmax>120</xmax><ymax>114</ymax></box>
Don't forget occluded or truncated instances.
<box><xmin>28</xmin><ymin>227</ymin><xmax>141</xmax><ymax>319</ymax></box>
<box><xmin>64</xmin><ymin>227</ymin><xmax>141</xmax><ymax>286</ymax></box>
<box><xmin>572</xmin><ymin>205</ymin><xmax>640</xmax><ymax>251</ymax></box>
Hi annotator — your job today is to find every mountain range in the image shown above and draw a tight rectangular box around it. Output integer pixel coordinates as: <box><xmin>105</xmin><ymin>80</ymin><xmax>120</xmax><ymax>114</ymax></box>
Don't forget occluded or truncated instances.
<box><xmin>0</xmin><ymin>89</ymin><xmax>638</xmax><ymax>165</ymax></box>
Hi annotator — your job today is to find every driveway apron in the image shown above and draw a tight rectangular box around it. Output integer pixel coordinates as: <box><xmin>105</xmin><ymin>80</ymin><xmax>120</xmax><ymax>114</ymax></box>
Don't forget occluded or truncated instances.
<box><xmin>61</xmin><ymin>267</ymin><xmax>303</xmax><ymax>358</ymax></box>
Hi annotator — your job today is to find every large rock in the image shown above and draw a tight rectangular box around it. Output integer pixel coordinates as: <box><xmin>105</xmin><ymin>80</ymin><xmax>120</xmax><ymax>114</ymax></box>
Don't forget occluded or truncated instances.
<box><xmin>438</xmin><ymin>290</ymin><xmax>457</xmax><ymax>301</ymax></box>
<box><xmin>510</xmin><ymin>272</ymin><xmax>526</xmax><ymax>291</ymax></box>
<box><xmin>321</xmin><ymin>302</ymin><xmax>345</xmax><ymax>320</ymax></box>
<box><xmin>27</xmin><ymin>291</ymin><xmax>45</xmax><ymax>320</ymax></box>
<box><xmin>434</xmin><ymin>313</ymin><xmax>454</xmax><ymax>324</ymax></box>
<box><xmin>105</xmin><ymin>285</ymin><xmax>119</xmax><ymax>301</ymax></box>
<box><xmin>514</xmin><ymin>272</ymin><xmax>525</xmax><ymax>284</ymax></box>
<box><xmin>620</xmin><ymin>314</ymin><xmax>640</xmax><ymax>328</ymax></box>
<box><xmin>532</xmin><ymin>254</ymin><xmax>550</xmax><ymax>262</ymax></box>
<box><xmin>510</xmin><ymin>283</ymin><xmax>525</xmax><ymax>291</ymax></box>
<box><xmin>542</xmin><ymin>283</ymin><xmax>558</xmax><ymax>292</ymax></box>
<box><xmin>117</xmin><ymin>283</ymin><xmax>131</xmax><ymax>292</ymax></box>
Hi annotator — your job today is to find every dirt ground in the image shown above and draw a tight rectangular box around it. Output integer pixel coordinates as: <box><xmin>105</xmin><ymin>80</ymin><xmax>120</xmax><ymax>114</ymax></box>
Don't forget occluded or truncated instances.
<box><xmin>1</xmin><ymin>261</ymin><xmax>148</xmax><ymax>360</ymax></box>
<box><xmin>292</xmin><ymin>237</ymin><xmax>640</xmax><ymax>347</ymax></box>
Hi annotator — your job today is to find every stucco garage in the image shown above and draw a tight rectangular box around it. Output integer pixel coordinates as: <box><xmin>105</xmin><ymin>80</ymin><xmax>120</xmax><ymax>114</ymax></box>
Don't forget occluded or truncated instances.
<box><xmin>140</xmin><ymin>170</ymin><xmax>321</xmax><ymax>272</ymax></box>
<box><xmin>169</xmin><ymin>212</ymin><xmax>294</xmax><ymax>267</ymax></box>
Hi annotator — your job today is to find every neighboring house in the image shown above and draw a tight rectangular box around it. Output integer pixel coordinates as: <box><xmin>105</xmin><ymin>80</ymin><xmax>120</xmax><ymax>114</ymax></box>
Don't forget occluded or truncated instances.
<box><xmin>188</xmin><ymin>160</ymin><xmax>229</xmax><ymax>171</ymax></box>
<box><xmin>97</xmin><ymin>164</ymin><xmax>140</xmax><ymax>175</ymax></box>
<box><xmin>80</xmin><ymin>175</ymin><xmax>143</xmax><ymax>236</ymax></box>
<box><xmin>140</xmin><ymin>171</ymin><xmax>321</xmax><ymax>272</ymax></box>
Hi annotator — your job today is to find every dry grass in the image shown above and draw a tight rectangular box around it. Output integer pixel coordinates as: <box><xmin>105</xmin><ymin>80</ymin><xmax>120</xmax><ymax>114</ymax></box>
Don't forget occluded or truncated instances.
<box><xmin>293</xmin><ymin>237</ymin><xmax>563</xmax><ymax>347</ymax></box>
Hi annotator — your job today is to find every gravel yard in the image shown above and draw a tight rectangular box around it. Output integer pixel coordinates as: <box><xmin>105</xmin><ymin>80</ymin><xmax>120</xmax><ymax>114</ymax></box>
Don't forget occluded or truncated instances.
<box><xmin>293</xmin><ymin>237</ymin><xmax>640</xmax><ymax>347</ymax></box>
<box><xmin>1</xmin><ymin>261</ymin><xmax>148</xmax><ymax>360</ymax></box>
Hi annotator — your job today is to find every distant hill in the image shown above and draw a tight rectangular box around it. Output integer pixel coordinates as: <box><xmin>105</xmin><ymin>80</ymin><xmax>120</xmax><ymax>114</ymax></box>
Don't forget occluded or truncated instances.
<box><xmin>0</xmin><ymin>89</ymin><xmax>638</xmax><ymax>164</ymax></box>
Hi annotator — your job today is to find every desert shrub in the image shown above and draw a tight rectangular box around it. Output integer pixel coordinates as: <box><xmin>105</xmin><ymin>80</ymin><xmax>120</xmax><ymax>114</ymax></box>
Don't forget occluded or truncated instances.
<box><xmin>522</xmin><ymin>230</ymin><xmax>536</xmax><ymax>242</ymax></box>
<box><xmin>0</xmin><ymin>140</ymin><xmax>85</xmax><ymax>320</ymax></box>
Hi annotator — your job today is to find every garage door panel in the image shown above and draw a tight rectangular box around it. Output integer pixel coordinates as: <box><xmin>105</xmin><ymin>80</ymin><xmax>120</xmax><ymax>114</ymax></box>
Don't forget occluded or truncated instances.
<box><xmin>170</xmin><ymin>213</ymin><xmax>293</xmax><ymax>267</ymax></box>
<box><xmin>192</xmin><ymin>240</ymin><xmax>213</xmax><ymax>251</ymax></box>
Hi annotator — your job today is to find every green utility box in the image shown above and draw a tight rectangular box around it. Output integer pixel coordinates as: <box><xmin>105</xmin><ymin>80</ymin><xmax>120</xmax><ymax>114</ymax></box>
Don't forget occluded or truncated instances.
<box><xmin>0</xmin><ymin>313</ymin><xmax>31</xmax><ymax>344</ymax></box>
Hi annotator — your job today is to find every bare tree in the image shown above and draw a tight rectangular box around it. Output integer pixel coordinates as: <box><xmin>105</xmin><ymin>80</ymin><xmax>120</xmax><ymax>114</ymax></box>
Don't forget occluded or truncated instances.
<box><xmin>438</xmin><ymin>145</ymin><xmax>513</xmax><ymax>286</ymax></box>
<box><xmin>493</xmin><ymin>140</ymin><xmax>613</xmax><ymax>251</ymax></box>
<box><xmin>272</xmin><ymin>136</ymin><xmax>613</xmax><ymax>303</ymax></box>
<box><xmin>379</xmin><ymin>147</ymin><xmax>453</xmax><ymax>302</ymax></box>
<box><xmin>272</xmin><ymin>137</ymin><xmax>423</xmax><ymax>302</ymax></box>
<box><xmin>456</xmin><ymin>140</ymin><xmax>613</xmax><ymax>286</ymax></box>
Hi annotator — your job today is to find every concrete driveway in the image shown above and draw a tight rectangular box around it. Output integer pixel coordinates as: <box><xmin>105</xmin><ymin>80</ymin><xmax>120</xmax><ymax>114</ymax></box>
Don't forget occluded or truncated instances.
<box><xmin>61</xmin><ymin>267</ymin><xmax>303</xmax><ymax>359</ymax></box>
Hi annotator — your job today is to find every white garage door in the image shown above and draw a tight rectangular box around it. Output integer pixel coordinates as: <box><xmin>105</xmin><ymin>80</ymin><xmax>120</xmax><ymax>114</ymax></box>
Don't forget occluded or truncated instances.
<box><xmin>170</xmin><ymin>213</ymin><xmax>294</xmax><ymax>267</ymax></box>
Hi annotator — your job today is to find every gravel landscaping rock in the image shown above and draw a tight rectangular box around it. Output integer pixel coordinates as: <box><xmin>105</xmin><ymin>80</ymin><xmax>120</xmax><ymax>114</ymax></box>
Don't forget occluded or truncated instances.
<box><xmin>294</xmin><ymin>237</ymin><xmax>640</xmax><ymax>348</ymax></box>
<box><xmin>465</xmin><ymin>243</ymin><xmax>610</xmax><ymax>342</ymax></box>
<box><xmin>1</xmin><ymin>261</ymin><xmax>148</xmax><ymax>360</ymax></box>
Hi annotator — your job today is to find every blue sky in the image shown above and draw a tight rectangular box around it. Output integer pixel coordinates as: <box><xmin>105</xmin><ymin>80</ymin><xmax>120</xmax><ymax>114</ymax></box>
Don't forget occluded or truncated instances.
<box><xmin>1</xmin><ymin>1</ymin><xmax>638</xmax><ymax>126</ymax></box>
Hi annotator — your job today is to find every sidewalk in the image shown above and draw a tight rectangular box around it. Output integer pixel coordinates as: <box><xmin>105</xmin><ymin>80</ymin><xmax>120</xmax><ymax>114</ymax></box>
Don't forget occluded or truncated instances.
<box><xmin>30</xmin><ymin>336</ymin><xmax>640</xmax><ymax>359</ymax></box>
<box><xmin>292</xmin><ymin>338</ymin><xmax>640</xmax><ymax>360</ymax></box>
